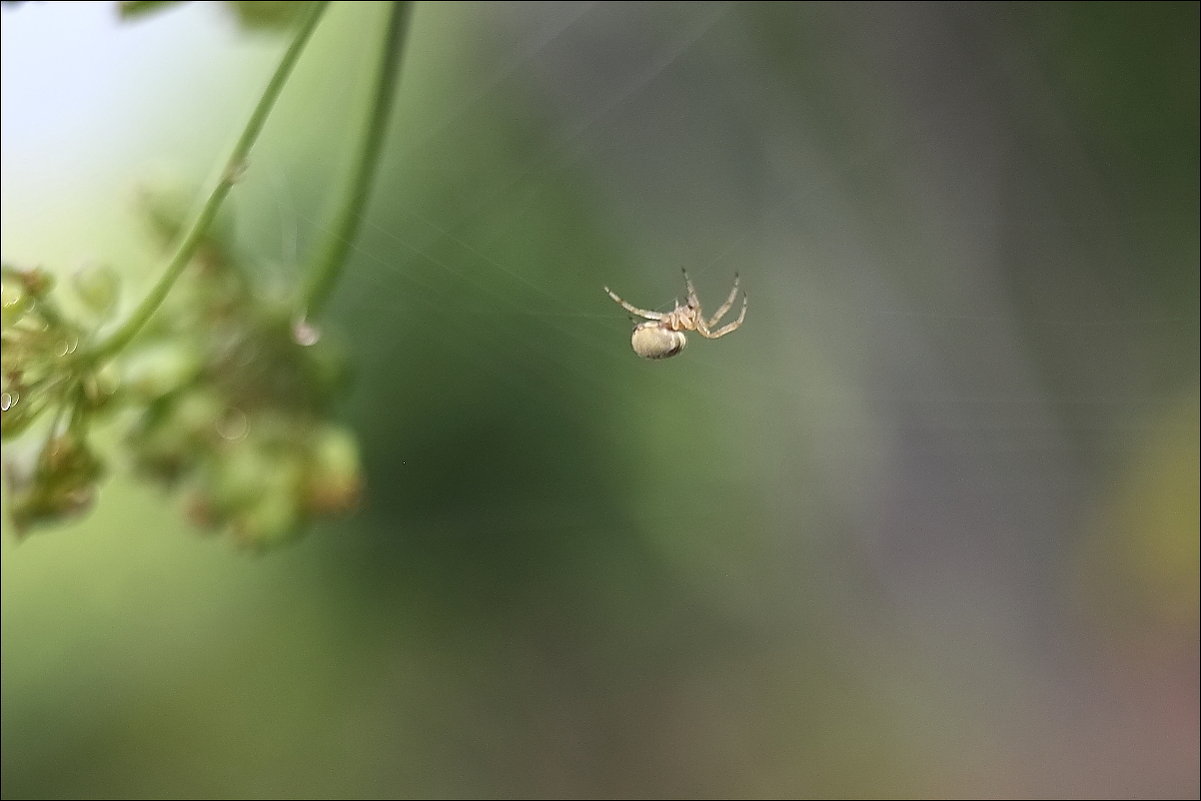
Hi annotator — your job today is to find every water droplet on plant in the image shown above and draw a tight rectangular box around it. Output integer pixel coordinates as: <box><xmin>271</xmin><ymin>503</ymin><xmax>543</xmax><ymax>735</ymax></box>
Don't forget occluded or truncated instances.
<box><xmin>292</xmin><ymin>318</ymin><xmax>320</xmax><ymax>347</ymax></box>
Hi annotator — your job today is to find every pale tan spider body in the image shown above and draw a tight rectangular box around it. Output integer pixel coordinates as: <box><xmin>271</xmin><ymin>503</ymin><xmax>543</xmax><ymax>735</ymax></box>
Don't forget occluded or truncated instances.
<box><xmin>605</xmin><ymin>270</ymin><xmax>747</xmax><ymax>359</ymax></box>
<box><xmin>631</xmin><ymin>322</ymin><xmax>688</xmax><ymax>359</ymax></box>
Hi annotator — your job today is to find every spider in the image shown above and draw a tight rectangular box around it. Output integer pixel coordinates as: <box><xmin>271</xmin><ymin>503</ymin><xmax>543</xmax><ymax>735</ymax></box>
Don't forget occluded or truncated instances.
<box><xmin>604</xmin><ymin>269</ymin><xmax>747</xmax><ymax>359</ymax></box>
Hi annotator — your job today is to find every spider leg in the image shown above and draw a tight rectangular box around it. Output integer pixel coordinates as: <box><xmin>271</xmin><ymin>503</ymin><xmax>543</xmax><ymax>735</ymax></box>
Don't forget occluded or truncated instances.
<box><xmin>705</xmin><ymin>273</ymin><xmax>742</xmax><ymax>328</ymax></box>
<box><xmin>605</xmin><ymin>286</ymin><xmax>664</xmax><ymax>320</ymax></box>
<box><xmin>681</xmin><ymin>268</ymin><xmax>700</xmax><ymax>307</ymax></box>
<box><xmin>699</xmin><ymin>290</ymin><xmax>747</xmax><ymax>338</ymax></box>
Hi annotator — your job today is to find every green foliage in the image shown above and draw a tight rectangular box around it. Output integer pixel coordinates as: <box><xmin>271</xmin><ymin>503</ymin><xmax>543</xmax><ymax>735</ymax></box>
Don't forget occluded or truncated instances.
<box><xmin>224</xmin><ymin>1</ymin><xmax>316</xmax><ymax>31</ymax></box>
<box><xmin>119</xmin><ymin>0</ymin><xmax>315</xmax><ymax>32</ymax></box>
<box><xmin>0</xmin><ymin>0</ymin><xmax>384</xmax><ymax>547</ymax></box>
<box><xmin>1</xmin><ymin>188</ymin><xmax>363</xmax><ymax>546</ymax></box>
<box><xmin>116</xmin><ymin>0</ymin><xmax>185</xmax><ymax>21</ymax></box>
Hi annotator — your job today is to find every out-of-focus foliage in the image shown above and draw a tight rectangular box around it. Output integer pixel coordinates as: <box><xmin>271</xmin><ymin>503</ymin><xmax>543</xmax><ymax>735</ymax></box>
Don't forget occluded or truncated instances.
<box><xmin>1</xmin><ymin>178</ymin><xmax>363</xmax><ymax>546</ymax></box>
<box><xmin>116</xmin><ymin>0</ymin><xmax>183</xmax><ymax>20</ymax></box>
<box><xmin>120</xmin><ymin>0</ymin><xmax>314</xmax><ymax>31</ymax></box>
<box><xmin>2</xmin><ymin>2</ymin><xmax>360</xmax><ymax>547</ymax></box>
<box><xmin>223</xmin><ymin>1</ymin><xmax>314</xmax><ymax>30</ymax></box>
<box><xmin>2</xmin><ymin>2</ymin><xmax>1197</xmax><ymax>798</ymax></box>
<box><xmin>121</xmin><ymin>183</ymin><xmax>362</xmax><ymax>547</ymax></box>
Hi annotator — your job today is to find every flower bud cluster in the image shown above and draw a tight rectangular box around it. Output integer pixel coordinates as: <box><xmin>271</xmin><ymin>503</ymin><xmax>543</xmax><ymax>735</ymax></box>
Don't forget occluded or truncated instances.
<box><xmin>2</xmin><ymin>193</ymin><xmax>364</xmax><ymax>547</ymax></box>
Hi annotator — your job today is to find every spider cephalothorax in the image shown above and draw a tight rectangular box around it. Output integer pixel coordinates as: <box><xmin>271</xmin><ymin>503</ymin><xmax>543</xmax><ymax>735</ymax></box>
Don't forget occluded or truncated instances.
<box><xmin>604</xmin><ymin>269</ymin><xmax>747</xmax><ymax>359</ymax></box>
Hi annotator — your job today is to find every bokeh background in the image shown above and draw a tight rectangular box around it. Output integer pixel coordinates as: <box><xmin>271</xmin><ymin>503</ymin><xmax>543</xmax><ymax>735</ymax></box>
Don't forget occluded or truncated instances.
<box><xmin>2</xmin><ymin>2</ymin><xmax>1197</xmax><ymax>797</ymax></box>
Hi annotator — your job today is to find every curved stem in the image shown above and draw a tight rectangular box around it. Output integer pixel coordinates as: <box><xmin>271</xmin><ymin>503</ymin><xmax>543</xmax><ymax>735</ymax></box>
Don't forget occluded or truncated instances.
<box><xmin>299</xmin><ymin>1</ymin><xmax>412</xmax><ymax>320</ymax></box>
<box><xmin>91</xmin><ymin>0</ymin><xmax>329</xmax><ymax>361</ymax></box>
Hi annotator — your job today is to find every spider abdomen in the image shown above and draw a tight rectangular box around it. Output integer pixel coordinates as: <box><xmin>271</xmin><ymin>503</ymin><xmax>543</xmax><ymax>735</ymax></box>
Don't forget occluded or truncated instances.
<box><xmin>631</xmin><ymin>323</ymin><xmax>687</xmax><ymax>359</ymax></box>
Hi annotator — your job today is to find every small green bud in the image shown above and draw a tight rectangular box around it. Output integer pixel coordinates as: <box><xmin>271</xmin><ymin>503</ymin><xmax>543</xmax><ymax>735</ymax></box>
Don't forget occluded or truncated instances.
<box><xmin>303</xmin><ymin>425</ymin><xmax>363</xmax><ymax>514</ymax></box>
<box><xmin>232</xmin><ymin>481</ymin><xmax>302</xmax><ymax>548</ymax></box>
<box><xmin>206</xmin><ymin>444</ymin><xmax>274</xmax><ymax>514</ymax></box>
<box><xmin>128</xmin><ymin>389</ymin><xmax>223</xmax><ymax>479</ymax></box>
<box><xmin>40</xmin><ymin>433</ymin><xmax>105</xmax><ymax>484</ymax></box>
<box><xmin>169</xmin><ymin>390</ymin><xmax>225</xmax><ymax>440</ymax></box>
<box><xmin>123</xmin><ymin>342</ymin><xmax>203</xmax><ymax>400</ymax></box>
<box><xmin>72</xmin><ymin>264</ymin><xmax>121</xmax><ymax>318</ymax></box>
<box><xmin>196</xmin><ymin>442</ymin><xmax>305</xmax><ymax>546</ymax></box>
<box><xmin>8</xmin><ymin>477</ymin><xmax>96</xmax><ymax>536</ymax></box>
<box><xmin>82</xmin><ymin>363</ymin><xmax>122</xmax><ymax>410</ymax></box>
<box><xmin>6</xmin><ymin>434</ymin><xmax>105</xmax><ymax>536</ymax></box>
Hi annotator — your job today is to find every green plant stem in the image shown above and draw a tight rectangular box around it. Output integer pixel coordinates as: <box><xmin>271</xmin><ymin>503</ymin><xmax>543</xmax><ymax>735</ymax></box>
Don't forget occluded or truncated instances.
<box><xmin>299</xmin><ymin>1</ymin><xmax>412</xmax><ymax>320</ymax></box>
<box><xmin>90</xmin><ymin>0</ymin><xmax>329</xmax><ymax>361</ymax></box>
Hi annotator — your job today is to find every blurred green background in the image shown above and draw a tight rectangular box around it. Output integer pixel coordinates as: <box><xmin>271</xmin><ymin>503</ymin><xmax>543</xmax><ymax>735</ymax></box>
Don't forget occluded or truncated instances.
<box><xmin>2</xmin><ymin>2</ymin><xmax>1197</xmax><ymax>797</ymax></box>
